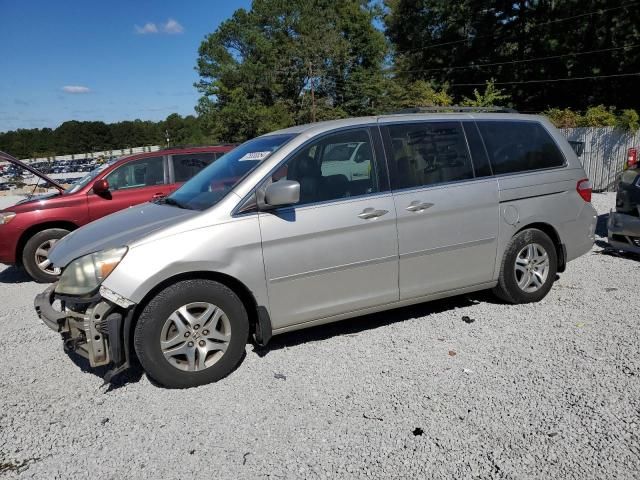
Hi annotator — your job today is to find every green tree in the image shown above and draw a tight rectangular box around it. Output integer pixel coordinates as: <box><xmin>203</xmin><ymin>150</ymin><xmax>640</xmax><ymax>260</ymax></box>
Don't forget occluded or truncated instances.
<box><xmin>461</xmin><ymin>80</ymin><xmax>510</xmax><ymax>107</ymax></box>
<box><xmin>195</xmin><ymin>0</ymin><xmax>388</xmax><ymax>142</ymax></box>
<box><xmin>385</xmin><ymin>0</ymin><xmax>640</xmax><ymax>111</ymax></box>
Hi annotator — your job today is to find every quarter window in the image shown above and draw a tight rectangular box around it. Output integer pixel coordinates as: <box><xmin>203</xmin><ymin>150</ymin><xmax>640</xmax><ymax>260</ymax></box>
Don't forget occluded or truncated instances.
<box><xmin>275</xmin><ymin>129</ymin><xmax>379</xmax><ymax>205</ymax></box>
<box><xmin>477</xmin><ymin>121</ymin><xmax>565</xmax><ymax>175</ymax></box>
<box><xmin>385</xmin><ymin>122</ymin><xmax>474</xmax><ymax>189</ymax></box>
<box><xmin>172</xmin><ymin>153</ymin><xmax>217</xmax><ymax>183</ymax></box>
<box><xmin>106</xmin><ymin>156</ymin><xmax>165</xmax><ymax>191</ymax></box>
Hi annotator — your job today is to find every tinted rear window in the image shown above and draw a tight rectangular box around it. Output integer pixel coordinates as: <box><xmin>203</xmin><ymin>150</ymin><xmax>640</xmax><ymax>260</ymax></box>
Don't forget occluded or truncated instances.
<box><xmin>384</xmin><ymin>121</ymin><xmax>474</xmax><ymax>189</ymax></box>
<box><xmin>477</xmin><ymin>121</ymin><xmax>565</xmax><ymax>175</ymax></box>
<box><xmin>172</xmin><ymin>153</ymin><xmax>217</xmax><ymax>183</ymax></box>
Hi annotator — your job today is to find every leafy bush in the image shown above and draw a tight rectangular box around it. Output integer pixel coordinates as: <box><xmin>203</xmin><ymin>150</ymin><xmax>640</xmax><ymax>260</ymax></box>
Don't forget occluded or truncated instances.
<box><xmin>461</xmin><ymin>80</ymin><xmax>510</xmax><ymax>108</ymax></box>
<box><xmin>544</xmin><ymin>108</ymin><xmax>582</xmax><ymax>129</ymax></box>
<box><xmin>579</xmin><ymin>105</ymin><xmax>617</xmax><ymax>127</ymax></box>
<box><xmin>545</xmin><ymin>106</ymin><xmax>639</xmax><ymax>131</ymax></box>
<box><xmin>616</xmin><ymin>109</ymin><xmax>640</xmax><ymax>132</ymax></box>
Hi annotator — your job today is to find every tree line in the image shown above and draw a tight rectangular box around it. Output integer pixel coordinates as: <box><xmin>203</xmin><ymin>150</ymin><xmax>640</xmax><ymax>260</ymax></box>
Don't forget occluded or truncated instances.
<box><xmin>0</xmin><ymin>114</ymin><xmax>210</xmax><ymax>160</ymax></box>
<box><xmin>2</xmin><ymin>0</ymin><xmax>639</xmax><ymax>156</ymax></box>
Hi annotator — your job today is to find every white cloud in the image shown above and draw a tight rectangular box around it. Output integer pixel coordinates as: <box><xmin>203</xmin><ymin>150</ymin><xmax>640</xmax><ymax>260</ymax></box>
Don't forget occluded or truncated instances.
<box><xmin>62</xmin><ymin>85</ymin><xmax>91</xmax><ymax>94</ymax></box>
<box><xmin>135</xmin><ymin>22</ymin><xmax>159</xmax><ymax>34</ymax></box>
<box><xmin>134</xmin><ymin>19</ymin><xmax>183</xmax><ymax>35</ymax></box>
<box><xmin>162</xmin><ymin>18</ymin><xmax>184</xmax><ymax>34</ymax></box>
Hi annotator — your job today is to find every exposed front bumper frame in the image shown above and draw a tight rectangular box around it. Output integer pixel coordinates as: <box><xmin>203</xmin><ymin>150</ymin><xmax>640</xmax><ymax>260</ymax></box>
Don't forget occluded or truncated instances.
<box><xmin>35</xmin><ymin>283</ymin><xmax>135</xmax><ymax>382</ymax></box>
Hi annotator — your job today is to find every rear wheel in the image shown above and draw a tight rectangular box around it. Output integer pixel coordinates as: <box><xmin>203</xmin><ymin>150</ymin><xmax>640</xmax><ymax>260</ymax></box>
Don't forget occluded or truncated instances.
<box><xmin>493</xmin><ymin>228</ymin><xmax>557</xmax><ymax>304</ymax></box>
<box><xmin>22</xmin><ymin>228</ymin><xmax>69</xmax><ymax>283</ymax></box>
<box><xmin>134</xmin><ymin>279</ymin><xmax>249</xmax><ymax>388</ymax></box>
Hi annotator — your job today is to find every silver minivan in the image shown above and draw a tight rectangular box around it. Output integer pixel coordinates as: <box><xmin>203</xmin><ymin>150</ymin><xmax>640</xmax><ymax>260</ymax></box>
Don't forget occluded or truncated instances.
<box><xmin>35</xmin><ymin>112</ymin><xmax>597</xmax><ymax>388</ymax></box>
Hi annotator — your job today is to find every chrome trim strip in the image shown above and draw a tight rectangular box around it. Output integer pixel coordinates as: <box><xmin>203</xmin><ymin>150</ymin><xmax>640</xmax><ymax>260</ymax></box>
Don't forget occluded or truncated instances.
<box><xmin>390</xmin><ymin>176</ymin><xmax>496</xmax><ymax>196</ymax></box>
<box><xmin>400</xmin><ymin>237</ymin><xmax>496</xmax><ymax>260</ymax></box>
<box><xmin>499</xmin><ymin>190</ymin><xmax>566</xmax><ymax>203</ymax></box>
<box><xmin>270</xmin><ymin>254</ymin><xmax>398</xmax><ymax>283</ymax></box>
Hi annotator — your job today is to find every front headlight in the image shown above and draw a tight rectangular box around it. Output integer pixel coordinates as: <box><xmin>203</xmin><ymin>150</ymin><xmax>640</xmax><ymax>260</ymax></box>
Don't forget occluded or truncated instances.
<box><xmin>0</xmin><ymin>212</ymin><xmax>16</xmax><ymax>225</ymax></box>
<box><xmin>55</xmin><ymin>247</ymin><xmax>128</xmax><ymax>296</ymax></box>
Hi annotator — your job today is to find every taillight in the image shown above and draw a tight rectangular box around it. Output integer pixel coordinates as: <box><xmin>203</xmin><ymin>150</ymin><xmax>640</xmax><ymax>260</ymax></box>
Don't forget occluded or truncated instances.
<box><xmin>628</xmin><ymin>148</ymin><xmax>638</xmax><ymax>169</ymax></box>
<box><xmin>577</xmin><ymin>178</ymin><xmax>592</xmax><ymax>202</ymax></box>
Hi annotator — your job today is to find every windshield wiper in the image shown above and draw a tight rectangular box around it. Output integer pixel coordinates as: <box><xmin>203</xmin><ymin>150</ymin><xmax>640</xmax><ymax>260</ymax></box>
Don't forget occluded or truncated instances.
<box><xmin>156</xmin><ymin>197</ymin><xmax>190</xmax><ymax>209</ymax></box>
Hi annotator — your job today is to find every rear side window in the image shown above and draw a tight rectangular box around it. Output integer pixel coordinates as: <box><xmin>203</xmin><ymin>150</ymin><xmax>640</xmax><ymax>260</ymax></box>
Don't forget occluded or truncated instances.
<box><xmin>172</xmin><ymin>153</ymin><xmax>217</xmax><ymax>183</ymax></box>
<box><xmin>477</xmin><ymin>121</ymin><xmax>565</xmax><ymax>175</ymax></box>
<box><xmin>384</xmin><ymin>122</ymin><xmax>474</xmax><ymax>189</ymax></box>
<box><xmin>106</xmin><ymin>156</ymin><xmax>165</xmax><ymax>191</ymax></box>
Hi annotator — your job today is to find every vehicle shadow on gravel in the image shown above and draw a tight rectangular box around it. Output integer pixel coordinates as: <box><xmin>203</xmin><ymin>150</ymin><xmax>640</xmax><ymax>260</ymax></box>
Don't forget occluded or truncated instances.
<box><xmin>0</xmin><ymin>266</ymin><xmax>32</xmax><ymax>284</ymax></box>
<box><xmin>66</xmin><ymin>352</ymin><xmax>144</xmax><ymax>392</ymax></box>
<box><xmin>66</xmin><ymin>349</ymin><xmax>248</xmax><ymax>390</ymax></box>
<box><xmin>253</xmin><ymin>292</ymin><xmax>494</xmax><ymax>357</ymax></box>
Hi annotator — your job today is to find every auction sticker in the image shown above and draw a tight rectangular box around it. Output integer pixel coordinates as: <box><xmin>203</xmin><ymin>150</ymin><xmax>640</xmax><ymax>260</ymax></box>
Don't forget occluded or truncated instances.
<box><xmin>239</xmin><ymin>151</ymin><xmax>271</xmax><ymax>161</ymax></box>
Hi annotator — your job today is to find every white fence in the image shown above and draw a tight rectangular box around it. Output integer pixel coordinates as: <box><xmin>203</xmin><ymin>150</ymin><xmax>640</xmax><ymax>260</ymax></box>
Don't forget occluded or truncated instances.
<box><xmin>562</xmin><ymin>127</ymin><xmax>640</xmax><ymax>192</ymax></box>
<box><xmin>0</xmin><ymin>145</ymin><xmax>162</xmax><ymax>167</ymax></box>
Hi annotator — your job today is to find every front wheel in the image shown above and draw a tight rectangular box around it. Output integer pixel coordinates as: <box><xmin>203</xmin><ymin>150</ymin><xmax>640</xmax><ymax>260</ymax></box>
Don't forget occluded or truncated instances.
<box><xmin>22</xmin><ymin>228</ymin><xmax>69</xmax><ymax>283</ymax></box>
<box><xmin>493</xmin><ymin>228</ymin><xmax>557</xmax><ymax>304</ymax></box>
<box><xmin>134</xmin><ymin>279</ymin><xmax>249</xmax><ymax>388</ymax></box>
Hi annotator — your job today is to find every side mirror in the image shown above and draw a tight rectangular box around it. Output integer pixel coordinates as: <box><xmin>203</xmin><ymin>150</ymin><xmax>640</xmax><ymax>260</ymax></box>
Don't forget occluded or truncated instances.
<box><xmin>93</xmin><ymin>179</ymin><xmax>109</xmax><ymax>194</ymax></box>
<box><xmin>263</xmin><ymin>180</ymin><xmax>300</xmax><ymax>208</ymax></box>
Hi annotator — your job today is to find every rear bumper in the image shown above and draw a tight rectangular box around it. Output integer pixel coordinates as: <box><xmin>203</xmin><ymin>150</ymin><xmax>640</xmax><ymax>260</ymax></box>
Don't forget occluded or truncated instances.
<box><xmin>563</xmin><ymin>202</ymin><xmax>597</xmax><ymax>262</ymax></box>
<box><xmin>607</xmin><ymin>211</ymin><xmax>640</xmax><ymax>254</ymax></box>
<box><xmin>35</xmin><ymin>284</ymin><xmax>133</xmax><ymax>378</ymax></box>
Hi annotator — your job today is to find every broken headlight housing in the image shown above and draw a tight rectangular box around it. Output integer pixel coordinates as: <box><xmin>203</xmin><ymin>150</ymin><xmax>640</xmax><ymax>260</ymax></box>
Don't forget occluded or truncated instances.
<box><xmin>55</xmin><ymin>247</ymin><xmax>128</xmax><ymax>296</ymax></box>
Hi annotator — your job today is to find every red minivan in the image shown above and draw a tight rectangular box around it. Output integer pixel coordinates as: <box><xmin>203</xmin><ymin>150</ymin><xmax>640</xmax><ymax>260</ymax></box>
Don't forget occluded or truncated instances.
<box><xmin>0</xmin><ymin>146</ymin><xmax>234</xmax><ymax>282</ymax></box>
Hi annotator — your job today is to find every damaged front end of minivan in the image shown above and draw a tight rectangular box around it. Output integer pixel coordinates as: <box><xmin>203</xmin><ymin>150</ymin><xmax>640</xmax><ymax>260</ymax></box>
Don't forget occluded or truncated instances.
<box><xmin>34</xmin><ymin>247</ymin><xmax>136</xmax><ymax>383</ymax></box>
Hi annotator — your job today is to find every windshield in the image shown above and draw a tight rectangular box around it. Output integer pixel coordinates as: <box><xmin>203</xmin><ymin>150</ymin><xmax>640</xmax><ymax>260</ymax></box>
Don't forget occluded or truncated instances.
<box><xmin>166</xmin><ymin>134</ymin><xmax>295</xmax><ymax>210</ymax></box>
<box><xmin>64</xmin><ymin>160</ymin><xmax>116</xmax><ymax>194</ymax></box>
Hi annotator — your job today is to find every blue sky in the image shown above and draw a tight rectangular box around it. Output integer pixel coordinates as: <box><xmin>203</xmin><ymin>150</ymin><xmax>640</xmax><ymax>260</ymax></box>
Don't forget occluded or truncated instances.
<box><xmin>0</xmin><ymin>0</ymin><xmax>252</xmax><ymax>132</ymax></box>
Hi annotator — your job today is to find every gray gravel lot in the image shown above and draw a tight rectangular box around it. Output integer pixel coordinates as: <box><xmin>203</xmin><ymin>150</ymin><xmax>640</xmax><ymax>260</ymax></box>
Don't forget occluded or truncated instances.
<box><xmin>0</xmin><ymin>193</ymin><xmax>638</xmax><ymax>479</ymax></box>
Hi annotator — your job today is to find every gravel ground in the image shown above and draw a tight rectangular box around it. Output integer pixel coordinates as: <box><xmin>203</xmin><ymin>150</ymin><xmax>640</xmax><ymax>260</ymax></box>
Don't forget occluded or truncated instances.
<box><xmin>0</xmin><ymin>193</ymin><xmax>638</xmax><ymax>479</ymax></box>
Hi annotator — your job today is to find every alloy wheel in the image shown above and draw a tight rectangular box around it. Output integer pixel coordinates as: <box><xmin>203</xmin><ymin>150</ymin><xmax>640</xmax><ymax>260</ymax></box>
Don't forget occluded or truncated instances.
<box><xmin>34</xmin><ymin>239</ymin><xmax>61</xmax><ymax>275</ymax></box>
<box><xmin>160</xmin><ymin>302</ymin><xmax>231</xmax><ymax>372</ymax></box>
<box><xmin>514</xmin><ymin>243</ymin><xmax>550</xmax><ymax>293</ymax></box>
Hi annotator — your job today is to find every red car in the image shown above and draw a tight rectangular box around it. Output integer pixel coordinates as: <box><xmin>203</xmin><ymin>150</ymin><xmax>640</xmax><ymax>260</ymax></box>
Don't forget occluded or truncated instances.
<box><xmin>0</xmin><ymin>145</ymin><xmax>234</xmax><ymax>282</ymax></box>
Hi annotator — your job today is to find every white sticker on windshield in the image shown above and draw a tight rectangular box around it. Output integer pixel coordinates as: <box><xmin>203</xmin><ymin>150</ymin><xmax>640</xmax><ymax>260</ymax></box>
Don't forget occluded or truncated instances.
<box><xmin>239</xmin><ymin>151</ymin><xmax>271</xmax><ymax>161</ymax></box>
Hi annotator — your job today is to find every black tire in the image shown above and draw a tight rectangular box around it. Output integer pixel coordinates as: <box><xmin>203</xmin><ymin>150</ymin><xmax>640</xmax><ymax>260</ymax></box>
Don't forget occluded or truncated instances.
<box><xmin>22</xmin><ymin>228</ymin><xmax>70</xmax><ymax>283</ymax></box>
<box><xmin>134</xmin><ymin>279</ymin><xmax>249</xmax><ymax>388</ymax></box>
<box><xmin>492</xmin><ymin>228</ymin><xmax>558</xmax><ymax>304</ymax></box>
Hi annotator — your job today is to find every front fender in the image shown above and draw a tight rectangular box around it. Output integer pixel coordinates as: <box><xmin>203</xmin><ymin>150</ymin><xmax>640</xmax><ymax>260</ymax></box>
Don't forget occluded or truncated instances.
<box><xmin>102</xmin><ymin>215</ymin><xmax>269</xmax><ymax>310</ymax></box>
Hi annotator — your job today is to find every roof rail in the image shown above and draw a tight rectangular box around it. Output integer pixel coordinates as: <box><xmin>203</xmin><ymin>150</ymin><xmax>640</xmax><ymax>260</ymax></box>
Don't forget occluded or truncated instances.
<box><xmin>158</xmin><ymin>143</ymin><xmax>238</xmax><ymax>151</ymax></box>
<box><xmin>389</xmin><ymin>106</ymin><xmax>518</xmax><ymax>114</ymax></box>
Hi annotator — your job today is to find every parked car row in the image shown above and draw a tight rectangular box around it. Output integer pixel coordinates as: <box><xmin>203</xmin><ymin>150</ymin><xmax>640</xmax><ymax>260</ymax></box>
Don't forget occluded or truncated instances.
<box><xmin>21</xmin><ymin>112</ymin><xmax>597</xmax><ymax>389</ymax></box>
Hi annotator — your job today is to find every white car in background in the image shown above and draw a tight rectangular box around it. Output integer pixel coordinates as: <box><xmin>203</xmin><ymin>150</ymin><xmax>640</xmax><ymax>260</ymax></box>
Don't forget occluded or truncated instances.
<box><xmin>320</xmin><ymin>141</ymin><xmax>371</xmax><ymax>181</ymax></box>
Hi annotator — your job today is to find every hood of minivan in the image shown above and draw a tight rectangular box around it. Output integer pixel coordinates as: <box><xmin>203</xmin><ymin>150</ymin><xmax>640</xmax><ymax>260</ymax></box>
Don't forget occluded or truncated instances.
<box><xmin>0</xmin><ymin>151</ymin><xmax>65</xmax><ymax>192</ymax></box>
<box><xmin>49</xmin><ymin>202</ymin><xmax>198</xmax><ymax>267</ymax></box>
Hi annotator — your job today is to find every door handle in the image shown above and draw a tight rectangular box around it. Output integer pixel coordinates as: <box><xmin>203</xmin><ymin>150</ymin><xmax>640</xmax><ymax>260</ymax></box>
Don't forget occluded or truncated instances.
<box><xmin>152</xmin><ymin>193</ymin><xmax>165</xmax><ymax>199</ymax></box>
<box><xmin>405</xmin><ymin>201</ymin><xmax>433</xmax><ymax>212</ymax></box>
<box><xmin>358</xmin><ymin>208</ymin><xmax>388</xmax><ymax>220</ymax></box>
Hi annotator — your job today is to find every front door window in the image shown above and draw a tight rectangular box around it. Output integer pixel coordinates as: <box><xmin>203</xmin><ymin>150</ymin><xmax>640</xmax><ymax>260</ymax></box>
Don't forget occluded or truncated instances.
<box><xmin>275</xmin><ymin>128</ymin><xmax>379</xmax><ymax>204</ymax></box>
<box><xmin>106</xmin><ymin>156</ymin><xmax>165</xmax><ymax>191</ymax></box>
